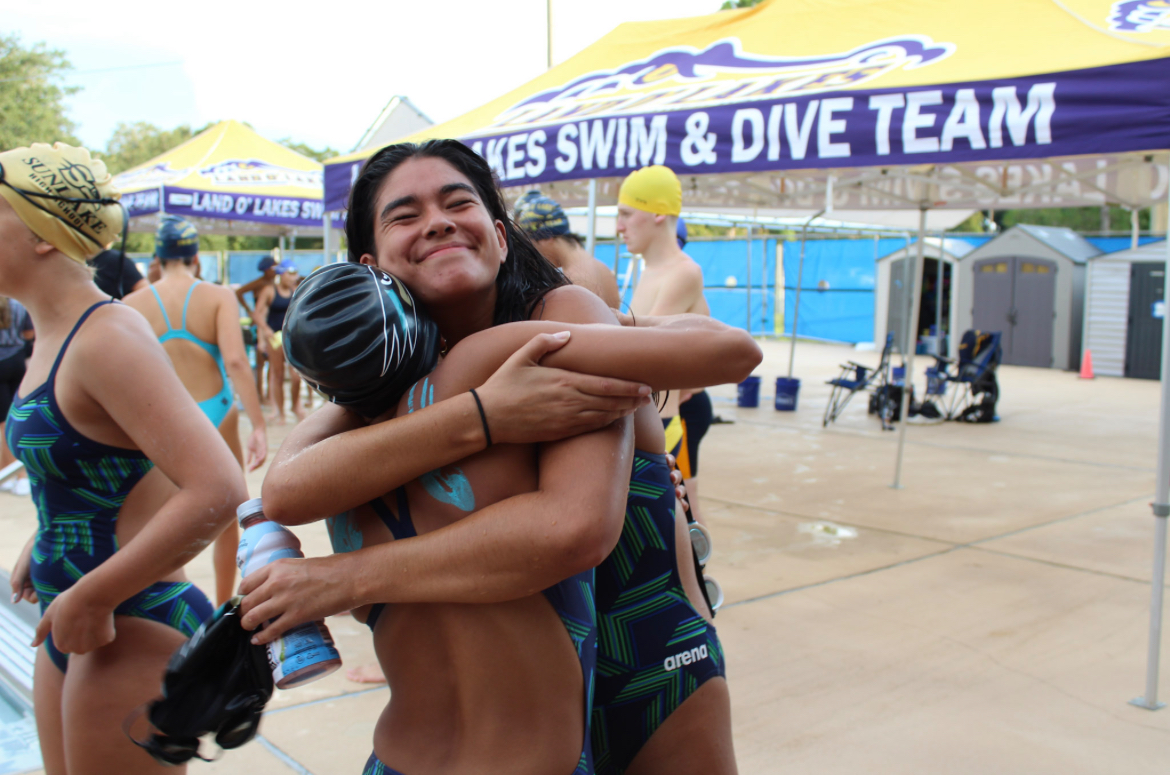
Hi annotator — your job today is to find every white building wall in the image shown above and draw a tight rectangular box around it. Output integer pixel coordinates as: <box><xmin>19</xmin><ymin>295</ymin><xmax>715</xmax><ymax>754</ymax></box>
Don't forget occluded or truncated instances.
<box><xmin>1085</xmin><ymin>260</ymin><xmax>1131</xmax><ymax>377</ymax></box>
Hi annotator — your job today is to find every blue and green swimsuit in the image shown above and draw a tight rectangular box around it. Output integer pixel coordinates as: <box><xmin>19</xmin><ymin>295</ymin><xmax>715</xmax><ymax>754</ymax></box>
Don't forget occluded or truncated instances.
<box><xmin>7</xmin><ymin>300</ymin><xmax>212</xmax><ymax>672</ymax></box>
<box><xmin>591</xmin><ymin>450</ymin><xmax>726</xmax><ymax>774</ymax></box>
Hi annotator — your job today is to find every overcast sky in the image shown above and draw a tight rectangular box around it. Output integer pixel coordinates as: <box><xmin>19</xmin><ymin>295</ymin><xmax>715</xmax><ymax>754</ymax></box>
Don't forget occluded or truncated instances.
<box><xmin>8</xmin><ymin>0</ymin><xmax>721</xmax><ymax>154</ymax></box>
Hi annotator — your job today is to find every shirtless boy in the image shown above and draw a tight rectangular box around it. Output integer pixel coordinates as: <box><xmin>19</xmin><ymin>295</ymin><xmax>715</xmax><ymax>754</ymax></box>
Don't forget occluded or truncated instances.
<box><xmin>619</xmin><ymin>166</ymin><xmax>713</xmax><ymax>523</ymax></box>
<box><xmin>514</xmin><ymin>191</ymin><xmax>621</xmax><ymax>308</ymax></box>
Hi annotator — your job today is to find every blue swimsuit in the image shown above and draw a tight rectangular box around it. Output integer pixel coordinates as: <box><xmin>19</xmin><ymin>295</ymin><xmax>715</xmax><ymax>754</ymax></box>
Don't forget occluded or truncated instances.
<box><xmin>332</xmin><ymin>484</ymin><xmax>597</xmax><ymax>775</ymax></box>
<box><xmin>591</xmin><ymin>450</ymin><xmax>725</xmax><ymax>775</ymax></box>
<box><xmin>7</xmin><ymin>300</ymin><xmax>213</xmax><ymax>672</ymax></box>
<box><xmin>149</xmin><ymin>281</ymin><xmax>234</xmax><ymax>428</ymax></box>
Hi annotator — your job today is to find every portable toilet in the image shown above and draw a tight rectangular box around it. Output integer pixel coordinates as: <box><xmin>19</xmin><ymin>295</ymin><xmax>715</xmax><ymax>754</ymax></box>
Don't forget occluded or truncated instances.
<box><xmin>956</xmin><ymin>225</ymin><xmax>1098</xmax><ymax>370</ymax></box>
<box><xmin>875</xmin><ymin>237</ymin><xmax>974</xmax><ymax>357</ymax></box>
<box><xmin>1083</xmin><ymin>240</ymin><xmax>1166</xmax><ymax>379</ymax></box>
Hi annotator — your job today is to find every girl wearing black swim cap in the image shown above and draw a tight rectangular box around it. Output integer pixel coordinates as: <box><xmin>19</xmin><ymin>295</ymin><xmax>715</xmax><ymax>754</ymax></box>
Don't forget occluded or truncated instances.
<box><xmin>245</xmin><ymin>140</ymin><xmax>756</xmax><ymax>774</ymax></box>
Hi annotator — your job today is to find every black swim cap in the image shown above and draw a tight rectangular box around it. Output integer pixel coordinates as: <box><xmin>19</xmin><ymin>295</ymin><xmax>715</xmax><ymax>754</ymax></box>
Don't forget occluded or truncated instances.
<box><xmin>283</xmin><ymin>263</ymin><xmax>441</xmax><ymax>418</ymax></box>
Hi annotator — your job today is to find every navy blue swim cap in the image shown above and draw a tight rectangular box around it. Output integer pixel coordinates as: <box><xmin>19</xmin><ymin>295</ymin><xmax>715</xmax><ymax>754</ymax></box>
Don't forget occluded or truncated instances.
<box><xmin>514</xmin><ymin>190</ymin><xmax>571</xmax><ymax>241</ymax></box>
<box><xmin>155</xmin><ymin>215</ymin><xmax>200</xmax><ymax>260</ymax></box>
<box><xmin>283</xmin><ymin>263</ymin><xmax>441</xmax><ymax>419</ymax></box>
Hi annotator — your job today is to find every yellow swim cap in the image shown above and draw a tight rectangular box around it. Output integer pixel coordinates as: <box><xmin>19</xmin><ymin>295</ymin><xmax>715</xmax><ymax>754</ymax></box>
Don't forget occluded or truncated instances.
<box><xmin>618</xmin><ymin>165</ymin><xmax>681</xmax><ymax>217</ymax></box>
<box><xmin>0</xmin><ymin>143</ymin><xmax>123</xmax><ymax>264</ymax></box>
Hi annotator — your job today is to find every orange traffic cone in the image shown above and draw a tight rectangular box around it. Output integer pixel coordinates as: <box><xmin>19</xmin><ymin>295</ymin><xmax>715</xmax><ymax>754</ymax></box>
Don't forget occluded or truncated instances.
<box><xmin>1079</xmin><ymin>349</ymin><xmax>1095</xmax><ymax>380</ymax></box>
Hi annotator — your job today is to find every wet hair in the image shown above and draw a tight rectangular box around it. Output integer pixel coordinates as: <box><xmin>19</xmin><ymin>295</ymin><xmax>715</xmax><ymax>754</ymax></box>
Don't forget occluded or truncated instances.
<box><xmin>345</xmin><ymin>139</ymin><xmax>567</xmax><ymax>325</ymax></box>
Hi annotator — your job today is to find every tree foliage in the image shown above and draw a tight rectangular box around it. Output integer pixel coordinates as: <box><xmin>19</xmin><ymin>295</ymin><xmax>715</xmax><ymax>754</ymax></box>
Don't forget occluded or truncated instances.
<box><xmin>279</xmin><ymin>138</ymin><xmax>340</xmax><ymax>163</ymax></box>
<box><xmin>0</xmin><ymin>34</ymin><xmax>79</xmax><ymax>150</ymax></box>
<box><xmin>99</xmin><ymin>121</ymin><xmax>210</xmax><ymax>175</ymax></box>
<box><xmin>720</xmin><ymin>0</ymin><xmax>765</xmax><ymax>9</ymax></box>
<box><xmin>995</xmin><ymin>206</ymin><xmax>1150</xmax><ymax>233</ymax></box>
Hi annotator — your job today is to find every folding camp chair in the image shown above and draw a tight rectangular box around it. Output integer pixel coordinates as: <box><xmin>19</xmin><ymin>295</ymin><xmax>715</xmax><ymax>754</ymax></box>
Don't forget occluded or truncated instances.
<box><xmin>823</xmin><ymin>333</ymin><xmax>895</xmax><ymax>427</ymax></box>
<box><xmin>930</xmin><ymin>330</ymin><xmax>1002</xmax><ymax>422</ymax></box>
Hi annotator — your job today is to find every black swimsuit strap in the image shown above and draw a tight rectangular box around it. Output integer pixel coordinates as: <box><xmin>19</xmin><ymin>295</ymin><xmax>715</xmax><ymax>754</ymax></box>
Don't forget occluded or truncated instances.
<box><xmin>367</xmin><ymin>488</ymin><xmax>417</xmax><ymax>540</ymax></box>
<box><xmin>363</xmin><ymin>488</ymin><xmax>416</xmax><ymax>632</ymax></box>
<box><xmin>48</xmin><ymin>299</ymin><xmax>116</xmax><ymax>386</ymax></box>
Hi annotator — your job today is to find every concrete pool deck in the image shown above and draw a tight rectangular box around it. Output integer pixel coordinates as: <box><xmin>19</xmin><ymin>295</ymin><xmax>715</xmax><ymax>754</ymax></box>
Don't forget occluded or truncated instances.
<box><xmin>3</xmin><ymin>339</ymin><xmax>1167</xmax><ymax>774</ymax></box>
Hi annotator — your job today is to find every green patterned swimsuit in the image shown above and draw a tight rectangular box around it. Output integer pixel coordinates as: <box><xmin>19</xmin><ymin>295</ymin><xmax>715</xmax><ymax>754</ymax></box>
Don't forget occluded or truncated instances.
<box><xmin>8</xmin><ymin>300</ymin><xmax>212</xmax><ymax>672</ymax></box>
<box><xmin>590</xmin><ymin>450</ymin><xmax>725</xmax><ymax>774</ymax></box>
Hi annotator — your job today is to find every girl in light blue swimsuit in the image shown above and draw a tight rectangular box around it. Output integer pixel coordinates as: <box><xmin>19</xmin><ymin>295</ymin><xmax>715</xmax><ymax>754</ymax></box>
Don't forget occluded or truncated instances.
<box><xmin>125</xmin><ymin>215</ymin><xmax>269</xmax><ymax>605</ymax></box>
<box><xmin>148</xmin><ymin>280</ymin><xmax>233</xmax><ymax>427</ymax></box>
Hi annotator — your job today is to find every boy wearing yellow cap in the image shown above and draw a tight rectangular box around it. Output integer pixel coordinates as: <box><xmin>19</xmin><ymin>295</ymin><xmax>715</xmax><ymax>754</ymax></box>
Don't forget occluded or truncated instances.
<box><xmin>619</xmin><ymin>164</ymin><xmax>711</xmax><ymax>488</ymax></box>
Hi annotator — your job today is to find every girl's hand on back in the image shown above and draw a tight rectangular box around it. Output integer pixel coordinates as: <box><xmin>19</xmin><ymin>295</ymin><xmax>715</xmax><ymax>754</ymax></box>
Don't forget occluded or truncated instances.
<box><xmin>477</xmin><ymin>332</ymin><xmax>651</xmax><ymax>445</ymax></box>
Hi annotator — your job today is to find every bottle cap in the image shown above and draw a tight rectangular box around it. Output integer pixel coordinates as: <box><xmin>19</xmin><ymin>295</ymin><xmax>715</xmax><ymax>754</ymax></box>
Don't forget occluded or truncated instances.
<box><xmin>236</xmin><ymin>498</ymin><xmax>265</xmax><ymax>525</ymax></box>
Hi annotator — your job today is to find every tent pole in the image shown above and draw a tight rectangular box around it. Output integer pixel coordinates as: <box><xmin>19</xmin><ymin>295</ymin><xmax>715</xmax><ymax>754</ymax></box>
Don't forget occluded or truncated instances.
<box><xmin>1131</xmin><ymin>185</ymin><xmax>1170</xmax><ymax>711</ymax></box>
<box><xmin>892</xmin><ymin>207</ymin><xmax>928</xmax><ymax>489</ymax></box>
<box><xmin>1132</xmin><ymin>208</ymin><xmax>1140</xmax><ymax>251</ymax></box>
<box><xmin>546</xmin><ymin>0</ymin><xmax>553</xmax><ymax>69</ymax></box>
<box><xmin>746</xmin><ymin>223</ymin><xmax>753</xmax><ymax>335</ymax></box>
<box><xmin>585</xmin><ymin>179</ymin><xmax>598</xmax><ymax>256</ymax></box>
<box><xmin>756</xmin><ymin>208</ymin><xmax>766</xmax><ymax>337</ymax></box>
<box><xmin>936</xmin><ymin>231</ymin><xmax>944</xmax><ymax>355</ymax></box>
<box><xmin>321</xmin><ymin>214</ymin><xmax>329</xmax><ymax>263</ymax></box>
<box><xmin>788</xmin><ymin>209</ymin><xmax>824</xmax><ymax>379</ymax></box>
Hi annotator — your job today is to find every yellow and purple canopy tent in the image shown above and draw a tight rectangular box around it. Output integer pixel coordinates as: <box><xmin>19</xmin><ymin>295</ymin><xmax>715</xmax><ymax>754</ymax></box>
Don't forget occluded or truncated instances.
<box><xmin>324</xmin><ymin>0</ymin><xmax>1170</xmax><ymax>706</ymax></box>
<box><xmin>324</xmin><ymin>0</ymin><xmax>1170</xmax><ymax>218</ymax></box>
<box><xmin>115</xmin><ymin>120</ymin><xmax>331</xmax><ymax>236</ymax></box>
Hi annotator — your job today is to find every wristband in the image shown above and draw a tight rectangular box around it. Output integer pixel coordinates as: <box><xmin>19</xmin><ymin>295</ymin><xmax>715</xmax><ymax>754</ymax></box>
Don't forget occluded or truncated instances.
<box><xmin>468</xmin><ymin>388</ymin><xmax>492</xmax><ymax>447</ymax></box>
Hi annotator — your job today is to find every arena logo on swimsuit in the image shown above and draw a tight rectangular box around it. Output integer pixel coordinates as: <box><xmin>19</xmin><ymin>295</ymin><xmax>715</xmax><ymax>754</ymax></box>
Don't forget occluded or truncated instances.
<box><xmin>1108</xmin><ymin>0</ymin><xmax>1170</xmax><ymax>32</ymax></box>
<box><xmin>663</xmin><ymin>644</ymin><xmax>709</xmax><ymax>672</ymax></box>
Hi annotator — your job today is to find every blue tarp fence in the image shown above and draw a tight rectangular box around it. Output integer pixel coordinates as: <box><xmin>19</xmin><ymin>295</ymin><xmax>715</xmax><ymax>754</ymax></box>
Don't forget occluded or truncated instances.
<box><xmin>226</xmin><ymin>251</ymin><xmax>327</xmax><ymax>287</ymax></box>
<box><xmin>214</xmin><ymin>236</ymin><xmax>1166</xmax><ymax>345</ymax></box>
<box><xmin>599</xmin><ymin>239</ymin><xmax>776</xmax><ymax>337</ymax></box>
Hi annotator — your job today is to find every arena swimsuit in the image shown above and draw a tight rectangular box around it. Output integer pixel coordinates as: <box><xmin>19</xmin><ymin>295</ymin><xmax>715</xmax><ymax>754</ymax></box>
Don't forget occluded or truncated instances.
<box><xmin>6</xmin><ymin>300</ymin><xmax>213</xmax><ymax>673</ymax></box>
<box><xmin>330</xmin><ymin>486</ymin><xmax>597</xmax><ymax>775</ymax></box>
<box><xmin>591</xmin><ymin>449</ymin><xmax>726</xmax><ymax>775</ymax></box>
<box><xmin>149</xmin><ymin>281</ymin><xmax>234</xmax><ymax>428</ymax></box>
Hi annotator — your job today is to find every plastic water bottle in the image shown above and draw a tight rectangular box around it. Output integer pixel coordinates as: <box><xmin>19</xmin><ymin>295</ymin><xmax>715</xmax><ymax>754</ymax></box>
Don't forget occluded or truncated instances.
<box><xmin>236</xmin><ymin>498</ymin><xmax>342</xmax><ymax>689</ymax></box>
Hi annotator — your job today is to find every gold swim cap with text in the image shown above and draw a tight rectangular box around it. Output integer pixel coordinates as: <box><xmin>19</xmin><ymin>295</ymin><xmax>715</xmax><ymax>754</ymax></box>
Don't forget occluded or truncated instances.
<box><xmin>0</xmin><ymin>143</ymin><xmax>123</xmax><ymax>263</ymax></box>
<box><xmin>618</xmin><ymin>165</ymin><xmax>681</xmax><ymax>217</ymax></box>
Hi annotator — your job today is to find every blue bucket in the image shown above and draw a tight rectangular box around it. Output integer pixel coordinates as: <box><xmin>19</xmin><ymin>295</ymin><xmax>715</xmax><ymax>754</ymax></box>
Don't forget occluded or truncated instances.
<box><xmin>737</xmin><ymin>376</ymin><xmax>761</xmax><ymax>408</ymax></box>
<box><xmin>774</xmin><ymin>377</ymin><xmax>800</xmax><ymax>411</ymax></box>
